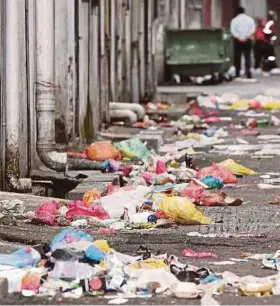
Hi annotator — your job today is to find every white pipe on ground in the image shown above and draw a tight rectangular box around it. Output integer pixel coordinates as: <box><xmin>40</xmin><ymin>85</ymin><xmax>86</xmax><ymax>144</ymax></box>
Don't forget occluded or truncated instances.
<box><xmin>4</xmin><ymin>0</ymin><xmax>32</xmax><ymax>191</ymax></box>
<box><xmin>109</xmin><ymin>102</ymin><xmax>145</xmax><ymax>119</ymax></box>
<box><xmin>109</xmin><ymin>109</ymin><xmax>138</xmax><ymax>124</ymax></box>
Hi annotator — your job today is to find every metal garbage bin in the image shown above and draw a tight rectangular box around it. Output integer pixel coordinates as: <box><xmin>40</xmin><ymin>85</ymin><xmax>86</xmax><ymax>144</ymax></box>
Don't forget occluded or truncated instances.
<box><xmin>165</xmin><ymin>28</ymin><xmax>232</xmax><ymax>81</ymax></box>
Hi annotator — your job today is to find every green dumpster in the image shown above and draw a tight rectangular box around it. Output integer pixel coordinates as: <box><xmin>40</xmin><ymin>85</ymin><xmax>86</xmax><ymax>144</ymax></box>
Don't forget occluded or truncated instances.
<box><xmin>165</xmin><ymin>28</ymin><xmax>232</xmax><ymax>81</ymax></box>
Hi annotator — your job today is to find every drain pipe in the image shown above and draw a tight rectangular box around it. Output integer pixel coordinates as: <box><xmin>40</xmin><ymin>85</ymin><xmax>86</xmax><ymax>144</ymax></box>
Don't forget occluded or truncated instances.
<box><xmin>35</xmin><ymin>0</ymin><xmax>68</xmax><ymax>171</ymax></box>
<box><xmin>35</xmin><ymin>0</ymin><xmax>103</xmax><ymax>172</ymax></box>
<box><xmin>109</xmin><ymin>102</ymin><xmax>145</xmax><ymax>120</ymax></box>
<box><xmin>109</xmin><ymin>109</ymin><xmax>138</xmax><ymax>124</ymax></box>
<box><xmin>4</xmin><ymin>0</ymin><xmax>32</xmax><ymax>192</ymax></box>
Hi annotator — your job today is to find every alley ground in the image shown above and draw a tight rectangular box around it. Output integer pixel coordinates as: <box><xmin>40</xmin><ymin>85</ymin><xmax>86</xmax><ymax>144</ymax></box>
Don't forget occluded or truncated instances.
<box><xmin>1</xmin><ymin>76</ymin><xmax>280</xmax><ymax>304</ymax></box>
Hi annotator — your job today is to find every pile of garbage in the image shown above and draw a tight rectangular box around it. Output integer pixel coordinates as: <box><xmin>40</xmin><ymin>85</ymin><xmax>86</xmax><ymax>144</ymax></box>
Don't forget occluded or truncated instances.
<box><xmin>196</xmin><ymin>92</ymin><xmax>280</xmax><ymax>111</ymax></box>
<box><xmin>32</xmin><ymin>138</ymin><xmax>255</xmax><ymax>229</ymax></box>
<box><xmin>1</xmin><ymin>229</ymin><xmax>280</xmax><ymax>303</ymax></box>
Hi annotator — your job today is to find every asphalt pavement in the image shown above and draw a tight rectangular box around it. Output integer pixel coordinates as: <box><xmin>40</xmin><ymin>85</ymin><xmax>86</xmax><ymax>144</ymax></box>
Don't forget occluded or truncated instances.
<box><xmin>2</xmin><ymin>76</ymin><xmax>280</xmax><ymax>305</ymax></box>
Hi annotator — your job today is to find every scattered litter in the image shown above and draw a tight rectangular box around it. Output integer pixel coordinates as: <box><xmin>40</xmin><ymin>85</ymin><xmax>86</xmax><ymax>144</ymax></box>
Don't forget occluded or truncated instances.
<box><xmin>180</xmin><ymin>248</ymin><xmax>217</xmax><ymax>259</ymax></box>
<box><xmin>108</xmin><ymin>298</ymin><xmax>129</xmax><ymax>305</ymax></box>
<box><xmin>210</xmin><ymin>261</ymin><xmax>236</xmax><ymax>266</ymax></box>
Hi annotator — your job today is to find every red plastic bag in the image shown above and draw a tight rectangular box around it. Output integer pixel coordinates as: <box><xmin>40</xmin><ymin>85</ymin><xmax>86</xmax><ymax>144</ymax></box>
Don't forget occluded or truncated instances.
<box><xmin>197</xmin><ymin>163</ymin><xmax>237</xmax><ymax>184</ymax></box>
<box><xmin>66</xmin><ymin>201</ymin><xmax>110</xmax><ymax>220</ymax></box>
<box><xmin>156</xmin><ymin>160</ymin><xmax>167</xmax><ymax>174</ymax></box>
<box><xmin>86</xmin><ymin>142</ymin><xmax>121</xmax><ymax>161</ymax></box>
<box><xmin>180</xmin><ymin>247</ymin><xmax>217</xmax><ymax>258</ymax></box>
<box><xmin>182</xmin><ymin>180</ymin><xmax>205</xmax><ymax>201</ymax></box>
<box><xmin>36</xmin><ymin>201</ymin><xmax>60</xmax><ymax>226</ymax></box>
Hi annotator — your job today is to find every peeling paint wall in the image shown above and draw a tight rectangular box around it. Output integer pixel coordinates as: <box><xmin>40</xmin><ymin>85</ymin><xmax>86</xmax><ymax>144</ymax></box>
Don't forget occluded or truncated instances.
<box><xmin>0</xmin><ymin>0</ymin><xmax>189</xmax><ymax>191</ymax></box>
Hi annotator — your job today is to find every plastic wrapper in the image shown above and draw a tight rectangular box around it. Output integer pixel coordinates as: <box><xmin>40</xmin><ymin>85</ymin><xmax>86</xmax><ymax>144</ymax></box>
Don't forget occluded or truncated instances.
<box><xmin>83</xmin><ymin>188</ymin><xmax>102</xmax><ymax>205</ymax></box>
<box><xmin>158</xmin><ymin>196</ymin><xmax>212</xmax><ymax>225</ymax></box>
<box><xmin>84</xmin><ymin>245</ymin><xmax>105</xmax><ymax>262</ymax></box>
<box><xmin>50</xmin><ymin>229</ymin><xmax>93</xmax><ymax>251</ymax></box>
<box><xmin>197</xmin><ymin>163</ymin><xmax>237</xmax><ymax>184</ymax></box>
<box><xmin>219</xmin><ymin>159</ymin><xmax>256</xmax><ymax>176</ymax></box>
<box><xmin>127</xmin><ymin>258</ymin><xmax>168</xmax><ymax>270</ymax></box>
<box><xmin>263</xmin><ymin>101</ymin><xmax>280</xmax><ymax>110</ymax></box>
<box><xmin>230</xmin><ymin>100</ymin><xmax>251</xmax><ymax>110</ymax></box>
<box><xmin>151</xmin><ymin>173</ymin><xmax>175</xmax><ymax>186</ymax></box>
<box><xmin>114</xmin><ymin>138</ymin><xmax>150</xmax><ymax>160</ymax></box>
<box><xmin>86</xmin><ymin>141</ymin><xmax>121</xmax><ymax>161</ymax></box>
<box><xmin>36</xmin><ymin>201</ymin><xmax>60</xmax><ymax>226</ymax></box>
<box><xmin>50</xmin><ymin>261</ymin><xmax>98</xmax><ymax>279</ymax></box>
<box><xmin>180</xmin><ymin>248</ymin><xmax>217</xmax><ymax>259</ymax></box>
<box><xmin>198</xmin><ymin>192</ymin><xmax>226</xmax><ymax>206</ymax></box>
<box><xmin>103</xmin><ymin>159</ymin><xmax>123</xmax><ymax>172</ymax></box>
<box><xmin>238</xmin><ymin>282</ymin><xmax>273</xmax><ymax>297</ymax></box>
<box><xmin>182</xmin><ymin>180</ymin><xmax>205</xmax><ymax>201</ymax></box>
<box><xmin>170</xmin><ymin>282</ymin><xmax>203</xmax><ymax>299</ymax></box>
<box><xmin>141</xmin><ymin>172</ymin><xmax>157</xmax><ymax>184</ymax></box>
<box><xmin>21</xmin><ymin>271</ymin><xmax>45</xmax><ymax>292</ymax></box>
<box><xmin>66</xmin><ymin>201</ymin><xmax>110</xmax><ymax>220</ymax></box>
<box><xmin>156</xmin><ymin>160</ymin><xmax>167</xmax><ymax>174</ymax></box>
<box><xmin>200</xmin><ymin>176</ymin><xmax>224</xmax><ymax>189</ymax></box>
<box><xmin>0</xmin><ymin>247</ymin><xmax>41</xmax><ymax>268</ymax></box>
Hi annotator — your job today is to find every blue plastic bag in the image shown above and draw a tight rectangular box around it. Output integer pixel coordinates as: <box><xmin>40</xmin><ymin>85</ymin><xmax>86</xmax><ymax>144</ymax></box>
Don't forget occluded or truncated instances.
<box><xmin>50</xmin><ymin>229</ymin><xmax>93</xmax><ymax>251</ymax></box>
<box><xmin>84</xmin><ymin>245</ymin><xmax>105</xmax><ymax>262</ymax></box>
<box><xmin>0</xmin><ymin>247</ymin><xmax>41</xmax><ymax>268</ymax></box>
<box><xmin>200</xmin><ymin>175</ymin><xmax>223</xmax><ymax>189</ymax></box>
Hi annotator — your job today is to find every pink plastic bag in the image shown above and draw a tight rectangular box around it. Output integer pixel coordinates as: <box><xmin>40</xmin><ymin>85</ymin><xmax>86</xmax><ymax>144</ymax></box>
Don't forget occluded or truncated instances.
<box><xmin>182</xmin><ymin>180</ymin><xmax>205</xmax><ymax>201</ymax></box>
<box><xmin>197</xmin><ymin>163</ymin><xmax>237</xmax><ymax>184</ymax></box>
<box><xmin>36</xmin><ymin>201</ymin><xmax>60</xmax><ymax>226</ymax></box>
<box><xmin>181</xmin><ymin>247</ymin><xmax>217</xmax><ymax>258</ymax></box>
<box><xmin>203</xmin><ymin>117</ymin><xmax>221</xmax><ymax>124</ymax></box>
<box><xmin>198</xmin><ymin>191</ymin><xmax>227</xmax><ymax>206</ymax></box>
<box><xmin>141</xmin><ymin>172</ymin><xmax>157</xmax><ymax>184</ymax></box>
<box><xmin>66</xmin><ymin>201</ymin><xmax>110</xmax><ymax>220</ymax></box>
<box><xmin>156</xmin><ymin>160</ymin><xmax>167</xmax><ymax>174</ymax></box>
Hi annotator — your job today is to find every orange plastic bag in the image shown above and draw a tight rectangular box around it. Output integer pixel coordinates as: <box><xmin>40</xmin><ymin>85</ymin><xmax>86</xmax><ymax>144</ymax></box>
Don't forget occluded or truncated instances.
<box><xmin>196</xmin><ymin>163</ymin><xmax>237</xmax><ymax>184</ymax></box>
<box><xmin>83</xmin><ymin>188</ymin><xmax>102</xmax><ymax>205</ymax></box>
<box><xmin>86</xmin><ymin>142</ymin><xmax>121</xmax><ymax>161</ymax></box>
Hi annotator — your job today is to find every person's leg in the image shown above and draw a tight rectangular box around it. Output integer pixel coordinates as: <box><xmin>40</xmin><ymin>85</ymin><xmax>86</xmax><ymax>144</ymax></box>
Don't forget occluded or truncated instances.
<box><xmin>233</xmin><ymin>39</ymin><xmax>242</xmax><ymax>77</ymax></box>
<box><xmin>254</xmin><ymin>41</ymin><xmax>262</xmax><ymax>69</ymax></box>
<box><xmin>244</xmin><ymin>39</ymin><xmax>252</xmax><ymax>78</ymax></box>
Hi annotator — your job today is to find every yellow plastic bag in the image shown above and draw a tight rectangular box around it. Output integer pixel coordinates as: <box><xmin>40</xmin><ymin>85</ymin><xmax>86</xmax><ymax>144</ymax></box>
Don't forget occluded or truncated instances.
<box><xmin>158</xmin><ymin>196</ymin><xmax>212</xmax><ymax>225</ymax></box>
<box><xmin>128</xmin><ymin>258</ymin><xmax>168</xmax><ymax>270</ymax></box>
<box><xmin>263</xmin><ymin>101</ymin><xmax>280</xmax><ymax>110</ymax></box>
<box><xmin>187</xmin><ymin>133</ymin><xmax>200</xmax><ymax>139</ymax></box>
<box><xmin>219</xmin><ymin>159</ymin><xmax>256</xmax><ymax>176</ymax></box>
<box><xmin>230</xmin><ymin>100</ymin><xmax>251</xmax><ymax>110</ymax></box>
<box><xmin>94</xmin><ymin>240</ymin><xmax>114</xmax><ymax>252</ymax></box>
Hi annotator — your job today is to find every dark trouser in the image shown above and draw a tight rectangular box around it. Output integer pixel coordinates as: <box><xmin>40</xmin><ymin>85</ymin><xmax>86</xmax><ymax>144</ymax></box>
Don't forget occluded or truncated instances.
<box><xmin>254</xmin><ymin>40</ymin><xmax>265</xmax><ymax>69</ymax></box>
<box><xmin>263</xmin><ymin>42</ymin><xmax>277</xmax><ymax>72</ymax></box>
<box><xmin>234</xmin><ymin>39</ymin><xmax>252</xmax><ymax>78</ymax></box>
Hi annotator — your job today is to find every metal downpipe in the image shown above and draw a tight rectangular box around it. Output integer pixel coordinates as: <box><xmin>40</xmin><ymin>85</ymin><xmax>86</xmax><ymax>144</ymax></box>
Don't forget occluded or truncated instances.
<box><xmin>35</xmin><ymin>0</ymin><xmax>103</xmax><ymax>172</ymax></box>
<box><xmin>4</xmin><ymin>0</ymin><xmax>32</xmax><ymax>192</ymax></box>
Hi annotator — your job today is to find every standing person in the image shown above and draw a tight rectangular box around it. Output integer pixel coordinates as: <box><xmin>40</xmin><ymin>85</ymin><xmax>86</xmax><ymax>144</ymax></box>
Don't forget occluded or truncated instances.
<box><xmin>254</xmin><ymin>18</ymin><xmax>266</xmax><ymax>74</ymax></box>
<box><xmin>230</xmin><ymin>6</ymin><xmax>256</xmax><ymax>79</ymax></box>
<box><xmin>263</xmin><ymin>10</ymin><xmax>277</xmax><ymax>74</ymax></box>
